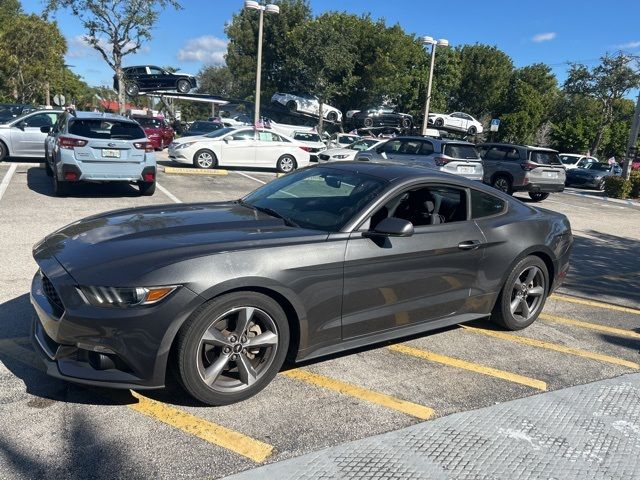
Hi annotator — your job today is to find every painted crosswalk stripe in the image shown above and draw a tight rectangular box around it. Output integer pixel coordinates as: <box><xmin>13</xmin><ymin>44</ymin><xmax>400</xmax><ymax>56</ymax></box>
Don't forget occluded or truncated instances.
<box><xmin>282</xmin><ymin>368</ymin><xmax>434</xmax><ymax>420</ymax></box>
<box><xmin>461</xmin><ymin>325</ymin><xmax>639</xmax><ymax>370</ymax></box>
<box><xmin>388</xmin><ymin>344</ymin><xmax>547</xmax><ymax>391</ymax></box>
<box><xmin>550</xmin><ymin>294</ymin><xmax>640</xmax><ymax>316</ymax></box>
<box><xmin>540</xmin><ymin>313</ymin><xmax>640</xmax><ymax>340</ymax></box>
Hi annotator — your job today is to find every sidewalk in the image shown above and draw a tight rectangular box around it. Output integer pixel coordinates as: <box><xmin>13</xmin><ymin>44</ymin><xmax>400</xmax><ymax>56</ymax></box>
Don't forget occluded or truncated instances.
<box><xmin>226</xmin><ymin>373</ymin><xmax>640</xmax><ymax>479</ymax></box>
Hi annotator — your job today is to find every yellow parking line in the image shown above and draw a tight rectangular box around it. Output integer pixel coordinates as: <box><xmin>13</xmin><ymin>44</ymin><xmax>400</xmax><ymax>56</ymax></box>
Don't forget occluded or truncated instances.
<box><xmin>540</xmin><ymin>313</ymin><xmax>640</xmax><ymax>340</ymax></box>
<box><xmin>129</xmin><ymin>392</ymin><xmax>274</xmax><ymax>463</ymax></box>
<box><xmin>461</xmin><ymin>325</ymin><xmax>640</xmax><ymax>370</ymax></box>
<box><xmin>0</xmin><ymin>340</ymin><xmax>273</xmax><ymax>463</ymax></box>
<box><xmin>550</xmin><ymin>294</ymin><xmax>640</xmax><ymax>315</ymax></box>
<box><xmin>388</xmin><ymin>344</ymin><xmax>547</xmax><ymax>391</ymax></box>
<box><xmin>282</xmin><ymin>369</ymin><xmax>434</xmax><ymax>420</ymax></box>
<box><xmin>163</xmin><ymin>166</ymin><xmax>228</xmax><ymax>175</ymax></box>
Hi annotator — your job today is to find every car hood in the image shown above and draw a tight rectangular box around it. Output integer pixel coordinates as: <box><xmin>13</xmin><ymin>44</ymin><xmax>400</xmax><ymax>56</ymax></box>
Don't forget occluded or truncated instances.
<box><xmin>175</xmin><ymin>134</ymin><xmax>211</xmax><ymax>143</ymax></box>
<box><xmin>324</xmin><ymin>147</ymin><xmax>354</xmax><ymax>156</ymax></box>
<box><xmin>34</xmin><ymin>202</ymin><xmax>327</xmax><ymax>285</ymax></box>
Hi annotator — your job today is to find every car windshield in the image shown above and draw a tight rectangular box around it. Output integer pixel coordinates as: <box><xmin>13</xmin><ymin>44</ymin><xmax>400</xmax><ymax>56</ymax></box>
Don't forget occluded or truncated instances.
<box><xmin>529</xmin><ymin>151</ymin><xmax>562</xmax><ymax>165</ymax></box>
<box><xmin>339</xmin><ymin>135</ymin><xmax>359</xmax><ymax>144</ymax></box>
<box><xmin>444</xmin><ymin>144</ymin><xmax>479</xmax><ymax>159</ymax></box>
<box><xmin>294</xmin><ymin>132</ymin><xmax>322</xmax><ymax>142</ymax></box>
<box><xmin>68</xmin><ymin>119</ymin><xmax>145</xmax><ymax>140</ymax></box>
<box><xmin>134</xmin><ymin>117</ymin><xmax>164</xmax><ymax>128</ymax></box>
<box><xmin>190</xmin><ymin>122</ymin><xmax>221</xmax><ymax>132</ymax></box>
<box><xmin>560</xmin><ymin>155</ymin><xmax>581</xmax><ymax>164</ymax></box>
<box><xmin>204</xmin><ymin>126</ymin><xmax>234</xmax><ymax>138</ymax></box>
<box><xmin>349</xmin><ymin>139</ymin><xmax>379</xmax><ymax>151</ymax></box>
<box><xmin>242</xmin><ymin>167</ymin><xmax>388</xmax><ymax>232</ymax></box>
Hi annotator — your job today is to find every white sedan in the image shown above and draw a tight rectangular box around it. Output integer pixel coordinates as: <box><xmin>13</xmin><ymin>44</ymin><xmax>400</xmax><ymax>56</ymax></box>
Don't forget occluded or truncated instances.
<box><xmin>271</xmin><ymin>92</ymin><xmax>342</xmax><ymax>123</ymax></box>
<box><xmin>168</xmin><ymin>127</ymin><xmax>310</xmax><ymax>173</ymax></box>
<box><xmin>428</xmin><ymin>112</ymin><xmax>484</xmax><ymax>135</ymax></box>
<box><xmin>559</xmin><ymin>153</ymin><xmax>599</xmax><ymax>170</ymax></box>
<box><xmin>318</xmin><ymin>138</ymin><xmax>384</xmax><ymax>162</ymax></box>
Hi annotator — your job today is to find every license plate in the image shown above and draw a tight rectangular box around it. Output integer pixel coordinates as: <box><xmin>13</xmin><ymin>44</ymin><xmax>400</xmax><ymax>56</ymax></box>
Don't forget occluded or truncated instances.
<box><xmin>458</xmin><ymin>166</ymin><xmax>475</xmax><ymax>174</ymax></box>
<box><xmin>102</xmin><ymin>149</ymin><xmax>120</xmax><ymax>158</ymax></box>
<box><xmin>544</xmin><ymin>171</ymin><xmax>558</xmax><ymax>178</ymax></box>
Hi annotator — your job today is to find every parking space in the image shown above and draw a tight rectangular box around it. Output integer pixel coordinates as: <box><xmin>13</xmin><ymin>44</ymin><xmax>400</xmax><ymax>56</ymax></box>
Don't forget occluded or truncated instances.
<box><xmin>1</xmin><ymin>159</ymin><xmax>639</xmax><ymax>479</ymax></box>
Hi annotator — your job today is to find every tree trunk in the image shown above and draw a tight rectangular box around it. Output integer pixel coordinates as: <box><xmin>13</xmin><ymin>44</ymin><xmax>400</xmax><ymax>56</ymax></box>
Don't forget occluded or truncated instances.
<box><xmin>44</xmin><ymin>80</ymin><xmax>51</xmax><ymax>107</ymax></box>
<box><xmin>591</xmin><ymin>102</ymin><xmax>612</xmax><ymax>156</ymax></box>
<box><xmin>318</xmin><ymin>100</ymin><xmax>324</xmax><ymax>134</ymax></box>
<box><xmin>115</xmin><ymin>63</ymin><xmax>126</xmax><ymax>114</ymax></box>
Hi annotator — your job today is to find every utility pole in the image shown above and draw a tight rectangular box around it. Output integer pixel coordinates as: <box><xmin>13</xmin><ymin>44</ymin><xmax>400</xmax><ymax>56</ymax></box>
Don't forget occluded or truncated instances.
<box><xmin>622</xmin><ymin>92</ymin><xmax>640</xmax><ymax>180</ymax></box>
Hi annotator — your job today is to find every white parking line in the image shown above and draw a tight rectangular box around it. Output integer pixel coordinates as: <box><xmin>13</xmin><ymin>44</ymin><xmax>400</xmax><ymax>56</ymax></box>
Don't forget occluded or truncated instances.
<box><xmin>0</xmin><ymin>163</ymin><xmax>18</xmax><ymax>203</ymax></box>
<box><xmin>234</xmin><ymin>171</ymin><xmax>267</xmax><ymax>185</ymax></box>
<box><xmin>156</xmin><ymin>182</ymin><xmax>182</xmax><ymax>203</ymax></box>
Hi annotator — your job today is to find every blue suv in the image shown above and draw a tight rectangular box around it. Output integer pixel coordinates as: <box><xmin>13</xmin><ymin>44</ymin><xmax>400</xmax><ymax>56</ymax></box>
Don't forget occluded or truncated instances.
<box><xmin>43</xmin><ymin>111</ymin><xmax>156</xmax><ymax>196</ymax></box>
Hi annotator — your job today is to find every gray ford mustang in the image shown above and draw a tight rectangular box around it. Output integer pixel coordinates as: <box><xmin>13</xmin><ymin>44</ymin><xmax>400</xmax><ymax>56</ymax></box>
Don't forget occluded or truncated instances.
<box><xmin>31</xmin><ymin>162</ymin><xmax>572</xmax><ymax>405</ymax></box>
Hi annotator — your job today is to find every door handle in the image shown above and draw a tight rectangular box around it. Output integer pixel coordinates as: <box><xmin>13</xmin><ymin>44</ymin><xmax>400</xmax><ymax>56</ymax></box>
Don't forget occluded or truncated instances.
<box><xmin>458</xmin><ymin>240</ymin><xmax>482</xmax><ymax>250</ymax></box>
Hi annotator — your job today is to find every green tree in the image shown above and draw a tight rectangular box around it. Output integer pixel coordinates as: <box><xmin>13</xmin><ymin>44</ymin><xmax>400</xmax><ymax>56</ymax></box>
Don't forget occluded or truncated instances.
<box><xmin>550</xmin><ymin>95</ymin><xmax>602</xmax><ymax>154</ymax></box>
<box><xmin>225</xmin><ymin>0</ymin><xmax>312</xmax><ymax>101</ymax></box>
<box><xmin>0</xmin><ymin>13</ymin><xmax>67</xmax><ymax>104</ymax></box>
<box><xmin>283</xmin><ymin>13</ymin><xmax>358</xmax><ymax>131</ymax></box>
<box><xmin>454</xmin><ymin>44</ymin><xmax>513</xmax><ymax>117</ymax></box>
<box><xmin>45</xmin><ymin>0</ymin><xmax>181</xmax><ymax>113</ymax></box>
<box><xmin>564</xmin><ymin>54</ymin><xmax>640</xmax><ymax>155</ymax></box>
<box><xmin>197</xmin><ymin>65</ymin><xmax>237</xmax><ymax>98</ymax></box>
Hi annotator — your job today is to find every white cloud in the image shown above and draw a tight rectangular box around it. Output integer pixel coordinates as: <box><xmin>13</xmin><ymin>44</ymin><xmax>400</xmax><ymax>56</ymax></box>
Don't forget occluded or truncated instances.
<box><xmin>615</xmin><ymin>40</ymin><xmax>640</xmax><ymax>50</ymax></box>
<box><xmin>177</xmin><ymin>36</ymin><xmax>227</xmax><ymax>65</ymax></box>
<box><xmin>532</xmin><ymin>32</ymin><xmax>556</xmax><ymax>43</ymax></box>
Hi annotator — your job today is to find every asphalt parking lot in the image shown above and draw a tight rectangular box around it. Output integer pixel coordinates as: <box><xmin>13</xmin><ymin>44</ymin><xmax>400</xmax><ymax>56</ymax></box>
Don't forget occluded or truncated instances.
<box><xmin>1</xmin><ymin>154</ymin><xmax>639</xmax><ymax>479</ymax></box>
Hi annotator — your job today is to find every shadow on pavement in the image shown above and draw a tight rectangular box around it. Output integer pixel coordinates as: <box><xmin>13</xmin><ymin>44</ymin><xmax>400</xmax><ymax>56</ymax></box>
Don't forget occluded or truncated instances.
<box><xmin>558</xmin><ymin>231</ymin><xmax>640</xmax><ymax>307</ymax></box>
<box><xmin>26</xmin><ymin>167</ymin><xmax>143</xmax><ymax>198</ymax></box>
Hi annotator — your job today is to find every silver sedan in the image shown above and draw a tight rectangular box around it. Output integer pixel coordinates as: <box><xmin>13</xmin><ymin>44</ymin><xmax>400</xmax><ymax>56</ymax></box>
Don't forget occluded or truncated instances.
<box><xmin>0</xmin><ymin>109</ymin><xmax>63</xmax><ymax>160</ymax></box>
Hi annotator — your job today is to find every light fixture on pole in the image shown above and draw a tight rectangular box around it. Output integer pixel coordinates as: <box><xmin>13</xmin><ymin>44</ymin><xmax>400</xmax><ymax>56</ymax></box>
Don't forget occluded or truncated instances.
<box><xmin>244</xmin><ymin>0</ymin><xmax>280</xmax><ymax>126</ymax></box>
<box><xmin>421</xmin><ymin>36</ymin><xmax>449</xmax><ymax>136</ymax></box>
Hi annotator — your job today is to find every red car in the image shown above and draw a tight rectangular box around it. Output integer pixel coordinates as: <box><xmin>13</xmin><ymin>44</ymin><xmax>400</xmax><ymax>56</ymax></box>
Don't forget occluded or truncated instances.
<box><xmin>132</xmin><ymin>116</ymin><xmax>174</xmax><ymax>150</ymax></box>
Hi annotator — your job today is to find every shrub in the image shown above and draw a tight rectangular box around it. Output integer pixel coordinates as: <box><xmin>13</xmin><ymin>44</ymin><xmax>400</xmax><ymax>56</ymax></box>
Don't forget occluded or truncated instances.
<box><xmin>603</xmin><ymin>176</ymin><xmax>631</xmax><ymax>199</ymax></box>
<box><xmin>629</xmin><ymin>171</ymin><xmax>640</xmax><ymax>199</ymax></box>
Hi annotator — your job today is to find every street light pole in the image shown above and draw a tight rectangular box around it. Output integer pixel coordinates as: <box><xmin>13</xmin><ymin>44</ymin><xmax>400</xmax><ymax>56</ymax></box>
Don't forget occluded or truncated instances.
<box><xmin>421</xmin><ymin>37</ymin><xmax>449</xmax><ymax>136</ymax></box>
<box><xmin>244</xmin><ymin>1</ymin><xmax>280</xmax><ymax>127</ymax></box>
<box><xmin>622</xmin><ymin>92</ymin><xmax>640</xmax><ymax>180</ymax></box>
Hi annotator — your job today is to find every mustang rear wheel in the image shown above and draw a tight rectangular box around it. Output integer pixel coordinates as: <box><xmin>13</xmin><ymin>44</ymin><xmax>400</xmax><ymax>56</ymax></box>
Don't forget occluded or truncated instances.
<box><xmin>492</xmin><ymin>255</ymin><xmax>548</xmax><ymax>330</ymax></box>
<box><xmin>174</xmin><ymin>292</ymin><xmax>290</xmax><ymax>405</ymax></box>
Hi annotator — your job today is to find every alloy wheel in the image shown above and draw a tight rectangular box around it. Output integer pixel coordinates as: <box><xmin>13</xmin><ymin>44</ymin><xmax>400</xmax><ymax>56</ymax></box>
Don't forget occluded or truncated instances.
<box><xmin>494</xmin><ymin>178</ymin><xmax>510</xmax><ymax>193</ymax></box>
<box><xmin>278</xmin><ymin>156</ymin><xmax>295</xmax><ymax>173</ymax></box>
<box><xmin>509</xmin><ymin>266</ymin><xmax>545</xmax><ymax>322</ymax></box>
<box><xmin>196</xmin><ymin>306</ymin><xmax>279</xmax><ymax>393</ymax></box>
<box><xmin>196</xmin><ymin>152</ymin><xmax>214</xmax><ymax>168</ymax></box>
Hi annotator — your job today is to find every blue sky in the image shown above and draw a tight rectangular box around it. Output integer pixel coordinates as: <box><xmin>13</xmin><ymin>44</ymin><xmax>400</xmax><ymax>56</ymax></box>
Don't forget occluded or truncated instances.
<box><xmin>22</xmin><ymin>0</ymin><xmax>640</xmax><ymax>88</ymax></box>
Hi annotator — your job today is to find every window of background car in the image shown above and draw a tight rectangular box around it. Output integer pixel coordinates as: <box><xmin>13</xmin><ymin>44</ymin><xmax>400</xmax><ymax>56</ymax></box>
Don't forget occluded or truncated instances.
<box><xmin>148</xmin><ymin>67</ymin><xmax>163</xmax><ymax>75</ymax></box>
<box><xmin>420</xmin><ymin>141</ymin><xmax>435</xmax><ymax>155</ymax></box>
<box><xmin>204</xmin><ymin>127</ymin><xmax>234</xmax><ymax>138</ymax></box>
<box><xmin>529</xmin><ymin>151</ymin><xmax>562</xmax><ymax>165</ymax></box>
<box><xmin>231</xmin><ymin>130</ymin><xmax>255</xmax><ymax>141</ymax></box>
<box><xmin>470</xmin><ymin>189</ymin><xmax>506</xmax><ymax>218</ymax></box>
<box><xmin>258</xmin><ymin>131</ymin><xmax>282</xmax><ymax>142</ymax></box>
<box><xmin>242</xmin><ymin>168</ymin><xmax>388</xmax><ymax>232</ymax></box>
<box><xmin>68</xmin><ymin>120</ymin><xmax>145</xmax><ymax>140</ymax></box>
<box><xmin>444</xmin><ymin>144</ymin><xmax>479</xmax><ymax>159</ymax></box>
<box><xmin>381</xmin><ymin>140</ymin><xmax>402</xmax><ymax>153</ymax></box>
<box><xmin>560</xmin><ymin>155</ymin><xmax>580</xmax><ymax>165</ymax></box>
<box><xmin>23</xmin><ymin>113</ymin><xmax>57</xmax><ymax>128</ymax></box>
<box><xmin>504</xmin><ymin>148</ymin><xmax>520</xmax><ymax>160</ymax></box>
<box><xmin>134</xmin><ymin>117</ymin><xmax>163</xmax><ymax>128</ymax></box>
<box><xmin>293</xmin><ymin>132</ymin><xmax>322</xmax><ymax>142</ymax></box>
<box><xmin>482</xmin><ymin>146</ymin><xmax>505</xmax><ymax>160</ymax></box>
<box><xmin>398</xmin><ymin>140</ymin><xmax>422</xmax><ymax>154</ymax></box>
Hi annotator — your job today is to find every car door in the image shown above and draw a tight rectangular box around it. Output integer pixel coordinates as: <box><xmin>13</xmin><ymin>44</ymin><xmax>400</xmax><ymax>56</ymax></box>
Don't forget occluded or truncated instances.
<box><xmin>254</xmin><ymin>130</ymin><xmax>285</xmax><ymax>167</ymax></box>
<box><xmin>10</xmin><ymin>112</ymin><xmax>59</xmax><ymax>157</ymax></box>
<box><xmin>219</xmin><ymin>128</ymin><xmax>256</xmax><ymax>166</ymax></box>
<box><xmin>341</xmin><ymin>183</ymin><xmax>483</xmax><ymax>339</ymax></box>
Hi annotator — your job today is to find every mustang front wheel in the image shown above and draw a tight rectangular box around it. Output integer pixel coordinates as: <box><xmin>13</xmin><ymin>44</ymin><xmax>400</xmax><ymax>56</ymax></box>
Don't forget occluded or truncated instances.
<box><xmin>174</xmin><ymin>292</ymin><xmax>290</xmax><ymax>405</ymax></box>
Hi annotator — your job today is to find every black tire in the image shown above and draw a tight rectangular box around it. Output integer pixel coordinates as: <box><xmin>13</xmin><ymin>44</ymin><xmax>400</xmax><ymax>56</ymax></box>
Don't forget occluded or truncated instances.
<box><xmin>276</xmin><ymin>154</ymin><xmax>297</xmax><ymax>173</ymax></box>
<box><xmin>434</xmin><ymin>117</ymin><xmax>444</xmax><ymax>127</ymax></box>
<box><xmin>491</xmin><ymin>255</ymin><xmax>549</xmax><ymax>330</ymax></box>
<box><xmin>326</xmin><ymin>111</ymin><xmax>338</xmax><ymax>122</ymax></box>
<box><xmin>174</xmin><ymin>291</ymin><xmax>290</xmax><ymax>406</ymax></box>
<box><xmin>492</xmin><ymin>175</ymin><xmax>513</xmax><ymax>194</ymax></box>
<box><xmin>138</xmin><ymin>181</ymin><xmax>156</xmax><ymax>196</ymax></box>
<box><xmin>45</xmin><ymin>159</ymin><xmax>53</xmax><ymax>177</ymax></box>
<box><xmin>363</xmin><ymin>117</ymin><xmax>374</xmax><ymax>128</ymax></box>
<box><xmin>52</xmin><ymin>170</ymin><xmax>68</xmax><ymax>197</ymax></box>
<box><xmin>177</xmin><ymin>79</ymin><xmax>191</xmax><ymax>93</ymax></box>
<box><xmin>286</xmin><ymin>100</ymin><xmax>297</xmax><ymax>112</ymax></box>
<box><xmin>467</xmin><ymin>125</ymin><xmax>477</xmax><ymax>135</ymax></box>
<box><xmin>528</xmin><ymin>192</ymin><xmax>549</xmax><ymax>202</ymax></box>
<box><xmin>125</xmin><ymin>83</ymin><xmax>139</xmax><ymax>96</ymax></box>
<box><xmin>193</xmin><ymin>149</ymin><xmax>217</xmax><ymax>169</ymax></box>
<box><xmin>0</xmin><ymin>141</ymin><xmax>7</xmax><ymax>161</ymax></box>
<box><xmin>401</xmin><ymin>117</ymin><xmax>412</xmax><ymax>129</ymax></box>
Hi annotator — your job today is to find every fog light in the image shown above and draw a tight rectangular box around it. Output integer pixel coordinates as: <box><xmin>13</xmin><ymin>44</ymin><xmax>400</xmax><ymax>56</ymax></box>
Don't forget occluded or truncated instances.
<box><xmin>64</xmin><ymin>171</ymin><xmax>78</xmax><ymax>181</ymax></box>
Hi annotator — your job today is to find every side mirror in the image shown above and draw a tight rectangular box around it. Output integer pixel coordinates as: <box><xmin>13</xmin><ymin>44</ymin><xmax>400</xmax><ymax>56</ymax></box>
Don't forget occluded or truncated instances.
<box><xmin>40</xmin><ymin>126</ymin><xmax>51</xmax><ymax>133</ymax></box>
<box><xmin>366</xmin><ymin>217</ymin><xmax>414</xmax><ymax>238</ymax></box>
<box><xmin>17</xmin><ymin>121</ymin><xmax>27</xmax><ymax>130</ymax></box>
<box><xmin>224</xmin><ymin>136</ymin><xmax>233</xmax><ymax>142</ymax></box>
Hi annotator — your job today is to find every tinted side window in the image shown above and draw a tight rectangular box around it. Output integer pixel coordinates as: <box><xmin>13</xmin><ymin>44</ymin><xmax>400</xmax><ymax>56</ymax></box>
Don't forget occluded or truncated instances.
<box><xmin>381</xmin><ymin>139</ymin><xmax>402</xmax><ymax>153</ymax></box>
<box><xmin>24</xmin><ymin>113</ymin><xmax>54</xmax><ymax>127</ymax></box>
<box><xmin>504</xmin><ymin>148</ymin><xmax>520</xmax><ymax>161</ymax></box>
<box><xmin>529</xmin><ymin>151</ymin><xmax>562</xmax><ymax>165</ymax></box>
<box><xmin>232</xmin><ymin>130</ymin><xmax>255</xmax><ymax>141</ymax></box>
<box><xmin>483</xmin><ymin>147</ymin><xmax>505</xmax><ymax>161</ymax></box>
<box><xmin>420</xmin><ymin>141</ymin><xmax>434</xmax><ymax>155</ymax></box>
<box><xmin>398</xmin><ymin>140</ymin><xmax>422</xmax><ymax>154</ymax></box>
<box><xmin>470</xmin><ymin>189</ymin><xmax>506</xmax><ymax>218</ymax></box>
<box><xmin>69</xmin><ymin>120</ymin><xmax>145</xmax><ymax>139</ymax></box>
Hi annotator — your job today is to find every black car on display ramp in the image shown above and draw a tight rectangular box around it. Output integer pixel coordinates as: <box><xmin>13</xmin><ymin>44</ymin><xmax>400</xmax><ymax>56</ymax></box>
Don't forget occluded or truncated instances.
<box><xmin>31</xmin><ymin>162</ymin><xmax>572</xmax><ymax>405</ymax></box>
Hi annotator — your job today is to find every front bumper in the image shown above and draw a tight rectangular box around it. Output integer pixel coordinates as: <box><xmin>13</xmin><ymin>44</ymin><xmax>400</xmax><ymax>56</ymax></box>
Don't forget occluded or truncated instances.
<box><xmin>30</xmin><ymin>263</ymin><xmax>202</xmax><ymax>389</ymax></box>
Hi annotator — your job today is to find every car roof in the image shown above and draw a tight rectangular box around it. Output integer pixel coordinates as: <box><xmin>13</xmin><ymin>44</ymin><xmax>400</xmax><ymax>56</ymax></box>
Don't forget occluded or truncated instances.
<box><xmin>70</xmin><ymin>111</ymin><xmax>134</xmax><ymax>122</ymax></box>
<box><xmin>478</xmin><ymin>142</ymin><xmax>558</xmax><ymax>153</ymax></box>
<box><xmin>382</xmin><ymin>136</ymin><xmax>474</xmax><ymax>146</ymax></box>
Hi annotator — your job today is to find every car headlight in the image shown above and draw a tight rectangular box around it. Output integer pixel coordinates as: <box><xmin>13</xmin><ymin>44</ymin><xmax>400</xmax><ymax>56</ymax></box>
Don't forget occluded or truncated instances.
<box><xmin>333</xmin><ymin>154</ymin><xmax>349</xmax><ymax>159</ymax></box>
<box><xmin>175</xmin><ymin>142</ymin><xmax>196</xmax><ymax>149</ymax></box>
<box><xmin>78</xmin><ymin>285</ymin><xmax>178</xmax><ymax>308</ymax></box>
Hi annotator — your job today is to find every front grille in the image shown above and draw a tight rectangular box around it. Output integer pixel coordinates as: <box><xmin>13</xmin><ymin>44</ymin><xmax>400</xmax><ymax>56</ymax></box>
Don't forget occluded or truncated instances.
<box><xmin>41</xmin><ymin>273</ymin><xmax>64</xmax><ymax>310</ymax></box>
<box><xmin>319</xmin><ymin>154</ymin><xmax>330</xmax><ymax>161</ymax></box>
